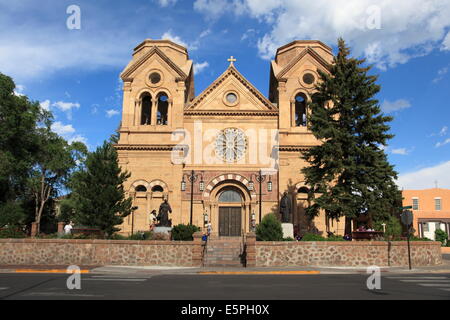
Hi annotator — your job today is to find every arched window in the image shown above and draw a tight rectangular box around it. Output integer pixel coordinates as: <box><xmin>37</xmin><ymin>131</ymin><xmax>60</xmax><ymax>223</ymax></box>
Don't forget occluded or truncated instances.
<box><xmin>141</xmin><ymin>94</ymin><xmax>152</xmax><ymax>125</ymax></box>
<box><xmin>219</xmin><ymin>189</ymin><xmax>242</xmax><ymax>203</ymax></box>
<box><xmin>151</xmin><ymin>185</ymin><xmax>164</xmax><ymax>193</ymax></box>
<box><xmin>136</xmin><ymin>185</ymin><xmax>147</xmax><ymax>192</ymax></box>
<box><xmin>294</xmin><ymin>93</ymin><xmax>307</xmax><ymax>127</ymax></box>
<box><xmin>157</xmin><ymin>93</ymin><xmax>169</xmax><ymax>125</ymax></box>
<box><xmin>298</xmin><ymin>187</ymin><xmax>309</xmax><ymax>194</ymax></box>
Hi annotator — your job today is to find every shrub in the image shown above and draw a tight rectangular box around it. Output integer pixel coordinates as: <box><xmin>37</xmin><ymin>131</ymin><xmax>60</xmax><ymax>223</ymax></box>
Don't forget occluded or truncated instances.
<box><xmin>109</xmin><ymin>233</ymin><xmax>128</xmax><ymax>240</ymax></box>
<box><xmin>256</xmin><ymin>214</ymin><xmax>283</xmax><ymax>241</ymax></box>
<box><xmin>301</xmin><ymin>233</ymin><xmax>326</xmax><ymax>241</ymax></box>
<box><xmin>282</xmin><ymin>237</ymin><xmax>295</xmax><ymax>241</ymax></box>
<box><xmin>0</xmin><ymin>227</ymin><xmax>26</xmax><ymax>239</ymax></box>
<box><xmin>327</xmin><ymin>235</ymin><xmax>346</xmax><ymax>241</ymax></box>
<box><xmin>171</xmin><ymin>224</ymin><xmax>201</xmax><ymax>241</ymax></box>
<box><xmin>374</xmin><ymin>214</ymin><xmax>402</xmax><ymax>237</ymax></box>
<box><xmin>435</xmin><ymin>229</ymin><xmax>448</xmax><ymax>246</ymax></box>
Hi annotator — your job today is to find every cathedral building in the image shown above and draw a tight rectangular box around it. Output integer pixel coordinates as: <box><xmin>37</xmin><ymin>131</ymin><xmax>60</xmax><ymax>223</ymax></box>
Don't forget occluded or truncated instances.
<box><xmin>116</xmin><ymin>38</ymin><xmax>345</xmax><ymax>237</ymax></box>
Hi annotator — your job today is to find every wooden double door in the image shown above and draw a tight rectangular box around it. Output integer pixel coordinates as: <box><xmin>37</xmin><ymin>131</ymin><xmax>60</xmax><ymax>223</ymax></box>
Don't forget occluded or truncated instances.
<box><xmin>219</xmin><ymin>207</ymin><xmax>242</xmax><ymax>237</ymax></box>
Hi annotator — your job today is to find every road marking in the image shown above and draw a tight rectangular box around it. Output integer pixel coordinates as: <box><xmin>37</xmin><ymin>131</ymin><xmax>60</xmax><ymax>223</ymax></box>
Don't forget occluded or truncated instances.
<box><xmin>25</xmin><ymin>292</ymin><xmax>102</xmax><ymax>297</ymax></box>
<box><xmin>0</xmin><ymin>287</ymin><xmax>9</xmax><ymax>290</ymax></box>
<box><xmin>83</xmin><ymin>278</ymin><xmax>147</xmax><ymax>282</ymax></box>
<box><xmin>387</xmin><ymin>277</ymin><xmax>448</xmax><ymax>280</ymax></box>
<box><xmin>14</xmin><ymin>269</ymin><xmax>90</xmax><ymax>274</ymax></box>
<box><xmin>198</xmin><ymin>271</ymin><xmax>320</xmax><ymax>275</ymax></box>
<box><xmin>418</xmin><ymin>284</ymin><xmax>450</xmax><ymax>287</ymax></box>
<box><xmin>400</xmin><ymin>280</ymin><xmax>450</xmax><ymax>283</ymax></box>
<box><xmin>440</xmin><ymin>288</ymin><xmax>450</xmax><ymax>292</ymax></box>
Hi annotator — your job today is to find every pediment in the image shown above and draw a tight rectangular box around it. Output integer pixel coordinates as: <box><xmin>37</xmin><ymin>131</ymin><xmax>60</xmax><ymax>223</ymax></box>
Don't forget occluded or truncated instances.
<box><xmin>275</xmin><ymin>47</ymin><xmax>331</xmax><ymax>80</ymax></box>
<box><xmin>186</xmin><ymin>66</ymin><xmax>276</xmax><ymax>113</ymax></box>
<box><xmin>120</xmin><ymin>46</ymin><xmax>190</xmax><ymax>82</ymax></box>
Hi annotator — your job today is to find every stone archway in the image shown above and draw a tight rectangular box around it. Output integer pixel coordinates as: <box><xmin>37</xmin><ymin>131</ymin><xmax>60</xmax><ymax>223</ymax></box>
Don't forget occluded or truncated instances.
<box><xmin>205</xmin><ymin>180</ymin><xmax>255</xmax><ymax>237</ymax></box>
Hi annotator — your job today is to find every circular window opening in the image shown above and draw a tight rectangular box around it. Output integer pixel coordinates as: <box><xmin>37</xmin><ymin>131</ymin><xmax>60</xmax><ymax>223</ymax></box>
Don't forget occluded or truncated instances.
<box><xmin>303</xmin><ymin>73</ymin><xmax>315</xmax><ymax>85</ymax></box>
<box><xmin>149</xmin><ymin>72</ymin><xmax>162</xmax><ymax>85</ymax></box>
<box><xmin>226</xmin><ymin>92</ymin><xmax>238</xmax><ymax>104</ymax></box>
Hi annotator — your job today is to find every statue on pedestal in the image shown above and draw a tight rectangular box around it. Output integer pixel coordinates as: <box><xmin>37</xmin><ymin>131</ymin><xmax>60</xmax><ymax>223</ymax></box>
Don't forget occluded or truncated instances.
<box><xmin>157</xmin><ymin>199</ymin><xmax>172</xmax><ymax>227</ymax></box>
<box><xmin>280</xmin><ymin>192</ymin><xmax>292</xmax><ymax>223</ymax></box>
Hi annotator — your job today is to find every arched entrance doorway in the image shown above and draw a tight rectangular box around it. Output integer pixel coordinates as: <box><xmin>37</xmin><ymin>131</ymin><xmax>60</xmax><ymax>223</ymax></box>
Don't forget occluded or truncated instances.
<box><xmin>218</xmin><ymin>187</ymin><xmax>243</xmax><ymax>237</ymax></box>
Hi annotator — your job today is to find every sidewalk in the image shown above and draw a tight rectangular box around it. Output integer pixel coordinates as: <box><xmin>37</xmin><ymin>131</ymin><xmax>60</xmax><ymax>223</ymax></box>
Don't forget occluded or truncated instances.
<box><xmin>1</xmin><ymin>255</ymin><xmax>449</xmax><ymax>275</ymax></box>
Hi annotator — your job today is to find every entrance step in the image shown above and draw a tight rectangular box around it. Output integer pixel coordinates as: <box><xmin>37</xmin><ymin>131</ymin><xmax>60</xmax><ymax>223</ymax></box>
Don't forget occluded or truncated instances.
<box><xmin>203</xmin><ymin>237</ymin><xmax>244</xmax><ymax>267</ymax></box>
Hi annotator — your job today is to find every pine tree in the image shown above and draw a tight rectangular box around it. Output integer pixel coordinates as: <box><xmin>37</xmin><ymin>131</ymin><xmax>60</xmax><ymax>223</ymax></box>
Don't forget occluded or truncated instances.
<box><xmin>70</xmin><ymin>141</ymin><xmax>133</xmax><ymax>236</ymax></box>
<box><xmin>302</xmin><ymin>38</ymin><xmax>402</xmax><ymax>234</ymax></box>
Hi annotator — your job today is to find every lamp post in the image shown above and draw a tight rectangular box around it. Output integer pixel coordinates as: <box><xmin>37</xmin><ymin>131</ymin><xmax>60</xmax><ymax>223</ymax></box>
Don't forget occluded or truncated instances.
<box><xmin>248</xmin><ymin>170</ymin><xmax>272</xmax><ymax>224</ymax></box>
<box><xmin>181</xmin><ymin>170</ymin><xmax>204</xmax><ymax>225</ymax></box>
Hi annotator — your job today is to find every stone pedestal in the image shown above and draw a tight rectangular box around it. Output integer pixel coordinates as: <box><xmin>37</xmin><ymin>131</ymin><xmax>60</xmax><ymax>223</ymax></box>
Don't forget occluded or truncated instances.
<box><xmin>282</xmin><ymin>223</ymin><xmax>294</xmax><ymax>239</ymax></box>
<box><xmin>154</xmin><ymin>227</ymin><xmax>172</xmax><ymax>235</ymax></box>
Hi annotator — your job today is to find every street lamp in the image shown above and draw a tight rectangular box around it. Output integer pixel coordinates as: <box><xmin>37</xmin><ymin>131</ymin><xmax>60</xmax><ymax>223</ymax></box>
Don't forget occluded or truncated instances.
<box><xmin>181</xmin><ymin>170</ymin><xmax>204</xmax><ymax>225</ymax></box>
<box><xmin>249</xmin><ymin>170</ymin><xmax>272</xmax><ymax>224</ymax></box>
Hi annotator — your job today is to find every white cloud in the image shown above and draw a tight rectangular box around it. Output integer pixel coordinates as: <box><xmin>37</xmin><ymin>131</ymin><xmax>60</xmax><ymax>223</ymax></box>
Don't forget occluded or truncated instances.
<box><xmin>193</xmin><ymin>61</ymin><xmax>210</xmax><ymax>74</ymax></box>
<box><xmin>106</xmin><ymin>109</ymin><xmax>120</xmax><ymax>118</ymax></box>
<box><xmin>40</xmin><ymin>100</ymin><xmax>51</xmax><ymax>111</ymax></box>
<box><xmin>195</xmin><ymin>0</ymin><xmax>450</xmax><ymax>69</ymax></box>
<box><xmin>51</xmin><ymin>122</ymin><xmax>76</xmax><ymax>135</ymax></box>
<box><xmin>52</xmin><ymin>101</ymin><xmax>80</xmax><ymax>112</ymax></box>
<box><xmin>433</xmin><ymin>65</ymin><xmax>449</xmax><ymax>83</ymax></box>
<box><xmin>391</xmin><ymin>148</ymin><xmax>409</xmax><ymax>156</ymax></box>
<box><xmin>13</xmin><ymin>84</ymin><xmax>25</xmax><ymax>96</ymax></box>
<box><xmin>156</xmin><ymin>0</ymin><xmax>178</xmax><ymax>7</ymax></box>
<box><xmin>442</xmin><ymin>31</ymin><xmax>450</xmax><ymax>51</ymax></box>
<box><xmin>199</xmin><ymin>29</ymin><xmax>212</xmax><ymax>38</ymax></box>
<box><xmin>68</xmin><ymin>134</ymin><xmax>88</xmax><ymax>145</ymax></box>
<box><xmin>436</xmin><ymin>138</ymin><xmax>450</xmax><ymax>148</ymax></box>
<box><xmin>440</xmin><ymin>126</ymin><xmax>448</xmax><ymax>136</ymax></box>
<box><xmin>397</xmin><ymin>161</ymin><xmax>450</xmax><ymax>189</ymax></box>
<box><xmin>161</xmin><ymin>30</ymin><xmax>189</xmax><ymax>48</ymax></box>
<box><xmin>381</xmin><ymin>99</ymin><xmax>411</xmax><ymax>113</ymax></box>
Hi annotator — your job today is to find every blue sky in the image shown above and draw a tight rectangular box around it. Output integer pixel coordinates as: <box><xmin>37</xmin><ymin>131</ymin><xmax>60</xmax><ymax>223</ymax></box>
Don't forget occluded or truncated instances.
<box><xmin>1</xmin><ymin>0</ymin><xmax>450</xmax><ymax>189</ymax></box>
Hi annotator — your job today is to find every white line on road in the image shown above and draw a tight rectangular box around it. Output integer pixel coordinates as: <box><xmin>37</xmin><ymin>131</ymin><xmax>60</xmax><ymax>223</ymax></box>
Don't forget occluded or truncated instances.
<box><xmin>25</xmin><ymin>292</ymin><xmax>103</xmax><ymax>297</ymax></box>
<box><xmin>83</xmin><ymin>278</ymin><xmax>147</xmax><ymax>282</ymax></box>
<box><xmin>418</xmin><ymin>284</ymin><xmax>450</xmax><ymax>287</ymax></box>
<box><xmin>440</xmin><ymin>288</ymin><xmax>450</xmax><ymax>292</ymax></box>
<box><xmin>386</xmin><ymin>277</ymin><xmax>448</xmax><ymax>280</ymax></box>
<box><xmin>400</xmin><ymin>280</ymin><xmax>450</xmax><ymax>283</ymax></box>
<box><xmin>0</xmin><ymin>287</ymin><xmax>9</xmax><ymax>290</ymax></box>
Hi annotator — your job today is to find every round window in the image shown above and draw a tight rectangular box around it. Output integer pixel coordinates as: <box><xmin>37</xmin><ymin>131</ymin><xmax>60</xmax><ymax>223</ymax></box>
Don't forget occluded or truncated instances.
<box><xmin>303</xmin><ymin>73</ymin><xmax>315</xmax><ymax>85</ymax></box>
<box><xmin>226</xmin><ymin>92</ymin><xmax>238</xmax><ymax>104</ymax></box>
<box><xmin>149</xmin><ymin>72</ymin><xmax>162</xmax><ymax>85</ymax></box>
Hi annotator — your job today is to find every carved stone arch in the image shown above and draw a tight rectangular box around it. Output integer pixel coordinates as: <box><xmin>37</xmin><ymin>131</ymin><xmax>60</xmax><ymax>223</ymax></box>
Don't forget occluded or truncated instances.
<box><xmin>290</xmin><ymin>90</ymin><xmax>310</xmax><ymax>103</ymax></box>
<box><xmin>130</xmin><ymin>179</ymin><xmax>150</xmax><ymax>192</ymax></box>
<box><xmin>148</xmin><ymin>179</ymin><xmax>169</xmax><ymax>193</ymax></box>
<box><xmin>202</xmin><ymin>174</ymin><xmax>257</xmax><ymax>201</ymax></box>
<box><xmin>154</xmin><ymin>88</ymin><xmax>172</xmax><ymax>101</ymax></box>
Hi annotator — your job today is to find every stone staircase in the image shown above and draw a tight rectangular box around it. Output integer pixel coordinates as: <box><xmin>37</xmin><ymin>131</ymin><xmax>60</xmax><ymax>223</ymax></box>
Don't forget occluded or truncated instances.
<box><xmin>203</xmin><ymin>237</ymin><xmax>244</xmax><ymax>267</ymax></box>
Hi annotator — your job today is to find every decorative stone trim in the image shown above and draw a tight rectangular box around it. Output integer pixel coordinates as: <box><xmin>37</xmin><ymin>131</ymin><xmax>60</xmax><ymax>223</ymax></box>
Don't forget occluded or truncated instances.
<box><xmin>202</xmin><ymin>174</ymin><xmax>257</xmax><ymax>200</ymax></box>
<box><xmin>115</xmin><ymin>144</ymin><xmax>188</xmax><ymax>151</ymax></box>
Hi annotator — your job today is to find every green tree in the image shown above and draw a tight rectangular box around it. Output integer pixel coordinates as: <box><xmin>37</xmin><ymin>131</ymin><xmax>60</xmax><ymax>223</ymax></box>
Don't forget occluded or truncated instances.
<box><xmin>435</xmin><ymin>229</ymin><xmax>448</xmax><ymax>246</ymax></box>
<box><xmin>28</xmin><ymin>116</ymin><xmax>88</xmax><ymax>235</ymax></box>
<box><xmin>302</xmin><ymin>38</ymin><xmax>402</xmax><ymax>234</ymax></box>
<box><xmin>70</xmin><ymin>141</ymin><xmax>133</xmax><ymax>237</ymax></box>
<box><xmin>0</xmin><ymin>73</ymin><xmax>41</xmax><ymax>220</ymax></box>
<box><xmin>256</xmin><ymin>214</ymin><xmax>283</xmax><ymax>241</ymax></box>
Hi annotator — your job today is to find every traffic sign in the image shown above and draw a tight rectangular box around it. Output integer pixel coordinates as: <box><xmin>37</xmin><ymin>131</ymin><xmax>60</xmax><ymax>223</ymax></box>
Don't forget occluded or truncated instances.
<box><xmin>401</xmin><ymin>210</ymin><xmax>414</xmax><ymax>226</ymax></box>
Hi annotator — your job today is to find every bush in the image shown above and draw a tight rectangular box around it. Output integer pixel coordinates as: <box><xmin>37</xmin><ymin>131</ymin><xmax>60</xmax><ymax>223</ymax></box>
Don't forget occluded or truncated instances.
<box><xmin>326</xmin><ymin>235</ymin><xmax>346</xmax><ymax>241</ymax></box>
<box><xmin>282</xmin><ymin>237</ymin><xmax>295</xmax><ymax>241</ymax></box>
<box><xmin>374</xmin><ymin>214</ymin><xmax>402</xmax><ymax>237</ymax></box>
<box><xmin>256</xmin><ymin>214</ymin><xmax>283</xmax><ymax>241</ymax></box>
<box><xmin>171</xmin><ymin>224</ymin><xmax>200</xmax><ymax>241</ymax></box>
<box><xmin>301</xmin><ymin>233</ymin><xmax>326</xmax><ymax>241</ymax></box>
<box><xmin>435</xmin><ymin>229</ymin><xmax>448</xmax><ymax>246</ymax></box>
<box><xmin>0</xmin><ymin>227</ymin><xmax>26</xmax><ymax>239</ymax></box>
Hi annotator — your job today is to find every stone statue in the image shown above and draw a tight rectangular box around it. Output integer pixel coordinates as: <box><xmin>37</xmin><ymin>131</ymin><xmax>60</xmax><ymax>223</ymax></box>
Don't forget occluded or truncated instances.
<box><xmin>280</xmin><ymin>192</ymin><xmax>292</xmax><ymax>223</ymax></box>
<box><xmin>157</xmin><ymin>199</ymin><xmax>172</xmax><ymax>227</ymax></box>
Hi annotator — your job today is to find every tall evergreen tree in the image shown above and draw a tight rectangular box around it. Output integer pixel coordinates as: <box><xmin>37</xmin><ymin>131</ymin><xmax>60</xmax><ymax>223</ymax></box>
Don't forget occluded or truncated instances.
<box><xmin>302</xmin><ymin>38</ymin><xmax>402</xmax><ymax>234</ymax></box>
<box><xmin>70</xmin><ymin>141</ymin><xmax>133</xmax><ymax>236</ymax></box>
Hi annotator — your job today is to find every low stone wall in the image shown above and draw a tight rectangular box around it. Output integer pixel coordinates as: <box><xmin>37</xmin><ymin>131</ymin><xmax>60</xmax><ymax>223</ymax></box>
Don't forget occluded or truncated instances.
<box><xmin>0</xmin><ymin>238</ymin><xmax>203</xmax><ymax>267</ymax></box>
<box><xmin>252</xmin><ymin>239</ymin><xmax>442</xmax><ymax>267</ymax></box>
<box><xmin>442</xmin><ymin>247</ymin><xmax>450</xmax><ymax>254</ymax></box>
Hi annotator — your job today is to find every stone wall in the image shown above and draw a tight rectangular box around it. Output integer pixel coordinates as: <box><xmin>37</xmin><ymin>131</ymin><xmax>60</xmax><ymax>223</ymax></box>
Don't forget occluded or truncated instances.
<box><xmin>0</xmin><ymin>238</ymin><xmax>204</xmax><ymax>267</ymax></box>
<box><xmin>252</xmin><ymin>239</ymin><xmax>442</xmax><ymax>267</ymax></box>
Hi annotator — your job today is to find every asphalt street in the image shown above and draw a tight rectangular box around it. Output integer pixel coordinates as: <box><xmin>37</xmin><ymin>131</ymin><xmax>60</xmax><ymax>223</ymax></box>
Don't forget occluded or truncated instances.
<box><xmin>0</xmin><ymin>272</ymin><xmax>449</xmax><ymax>300</ymax></box>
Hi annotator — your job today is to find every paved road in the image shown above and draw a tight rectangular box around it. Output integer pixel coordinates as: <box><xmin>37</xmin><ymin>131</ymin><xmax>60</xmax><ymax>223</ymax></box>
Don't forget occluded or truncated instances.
<box><xmin>0</xmin><ymin>272</ymin><xmax>449</xmax><ymax>300</ymax></box>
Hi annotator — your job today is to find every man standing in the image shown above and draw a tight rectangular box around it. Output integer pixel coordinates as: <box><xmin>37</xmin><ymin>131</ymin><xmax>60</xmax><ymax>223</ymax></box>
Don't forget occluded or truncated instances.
<box><xmin>64</xmin><ymin>221</ymin><xmax>73</xmax><ymax>235</ymax></box>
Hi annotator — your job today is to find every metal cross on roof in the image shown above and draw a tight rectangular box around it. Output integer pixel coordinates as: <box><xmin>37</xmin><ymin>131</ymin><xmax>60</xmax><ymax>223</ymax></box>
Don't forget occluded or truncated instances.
<box><xmin>228</xmin><ymin>56</ymin><xmax>237</xmax><ymax>66</ymax></box>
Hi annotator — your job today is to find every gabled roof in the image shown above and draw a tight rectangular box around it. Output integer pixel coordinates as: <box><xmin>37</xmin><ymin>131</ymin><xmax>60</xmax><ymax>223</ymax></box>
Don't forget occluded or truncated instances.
<box><xmin>120</xmin><ymin>46</ymin><xmax>189</xmax><ymax>82</ymax></box>
<box><xmin>275</xmin><ymin>47</ymin><xmax>331</xmax><ymax>80</ymax></box>
<box><xmin>186</xmin><ymin>64</ymin><xmax>277</xmax><ymax>111</ymax></box>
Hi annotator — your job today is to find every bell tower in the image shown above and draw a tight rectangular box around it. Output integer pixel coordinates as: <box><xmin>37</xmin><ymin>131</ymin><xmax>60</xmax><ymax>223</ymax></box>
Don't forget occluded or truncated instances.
<box><xmin>118</xmin><ymin>39</ymin><xmax>194</xmax><ymax>145</ymax></box>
